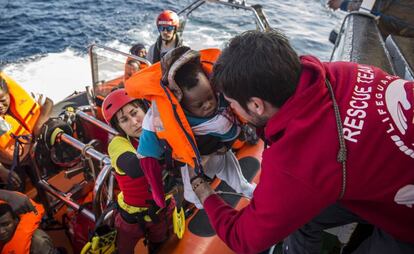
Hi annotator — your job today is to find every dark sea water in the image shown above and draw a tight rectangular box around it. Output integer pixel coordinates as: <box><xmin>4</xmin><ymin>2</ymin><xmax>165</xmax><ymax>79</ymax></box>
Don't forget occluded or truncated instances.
<box><xmin>0</xmin><ymin>0</ymin><xmax>344</xmax><ymax>101</ymax></box>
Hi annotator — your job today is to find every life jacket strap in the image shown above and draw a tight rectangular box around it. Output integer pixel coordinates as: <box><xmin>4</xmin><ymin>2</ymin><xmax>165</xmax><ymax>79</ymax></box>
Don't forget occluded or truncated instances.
<box><xmin>7</xmin><ymin>134</ymin><xmax>32</xmax><ymax>191</ymax></box>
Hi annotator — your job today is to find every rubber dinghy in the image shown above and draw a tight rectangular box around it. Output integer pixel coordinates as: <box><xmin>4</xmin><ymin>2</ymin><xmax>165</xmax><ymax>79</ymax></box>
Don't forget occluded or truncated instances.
<box><xmin>4</xmin><ymin>1</ymin><xmax>272</xmax><ymax>253</ymax></box>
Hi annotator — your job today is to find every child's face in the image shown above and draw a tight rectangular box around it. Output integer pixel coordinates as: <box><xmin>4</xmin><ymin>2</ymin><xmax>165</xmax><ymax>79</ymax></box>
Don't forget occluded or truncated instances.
<box><xmin>181</xmin><ymin>72</ymin><xmax>217</xmax><ymax>118</ymax></box>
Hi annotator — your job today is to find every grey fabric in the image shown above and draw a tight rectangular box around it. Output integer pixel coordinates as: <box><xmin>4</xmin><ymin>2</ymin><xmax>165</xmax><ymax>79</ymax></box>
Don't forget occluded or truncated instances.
<box><xmin>147</xmin><ymin>43</ymin><xmax>157</xmax><ymax>64</ymax></box>
<box><xmin>30</xmin><ymin>229</ymin><xmax>57</xmax><ymax>254</ymax></box>
<box><xmin>282</xmin><ymin>203</ymin><xmax>414</xmax><ymax>254</ymax></box>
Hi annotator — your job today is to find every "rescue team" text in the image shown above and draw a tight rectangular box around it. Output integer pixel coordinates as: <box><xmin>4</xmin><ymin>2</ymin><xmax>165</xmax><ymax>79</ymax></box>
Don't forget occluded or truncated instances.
<box><xmin>343</xmin><ymin>65</ymin><xmax>374</xmax><ymax>143</ymax></box>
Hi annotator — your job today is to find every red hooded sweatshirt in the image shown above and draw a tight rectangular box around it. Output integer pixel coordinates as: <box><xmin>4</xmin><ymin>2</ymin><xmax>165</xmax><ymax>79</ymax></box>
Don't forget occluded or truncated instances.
<box><xmin>204</xmin><ymin>56</ymin><xmax>414</xmax><ymax>253</ymax></box>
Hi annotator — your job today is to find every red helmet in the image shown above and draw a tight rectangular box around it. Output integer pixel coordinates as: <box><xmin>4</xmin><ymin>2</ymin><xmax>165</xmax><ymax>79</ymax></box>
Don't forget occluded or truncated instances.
<box><xmin>102</xmin><ymin>89</ymin><xmax>135</xmax><ymax>124</ymax></box>
<box><xmin>156</xmin><ymin>10</ymin><xmax>179</xmax><ymax>28</ymax></box>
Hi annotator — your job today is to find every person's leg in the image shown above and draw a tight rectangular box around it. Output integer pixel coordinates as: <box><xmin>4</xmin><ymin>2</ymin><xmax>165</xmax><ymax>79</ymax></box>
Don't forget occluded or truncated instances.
<box><xmin>147</xmin><ymin>200</ymin><xmax>175</xmax><ymax>253</ymax></box>
<box><xmin>352</xmin><ymin>228</ymin><xmax>414</xmax><ymax>254</ymax></box>
<box><xmin>114</xmin><ymin>212</ymin><xmax>144</xmax><ymax>254</ymax></box>
<box><xmin>180</xmin><ymin>165</ymin><xmax>203</xmax><ymax>208</ymax></box>
<box><xmin>283</xmin><ymin>203</ymin><xmax>364</xmax><ymax>254</ymax></box>
<box><xmin>342</xmin><ymin>223</ymin><xmax>374</xmax><ymax>253</ymax></box>
<box><xmin>210</xmin><ymin>150</ymin><xmax>255</xmax><ymax>198</ymax></box>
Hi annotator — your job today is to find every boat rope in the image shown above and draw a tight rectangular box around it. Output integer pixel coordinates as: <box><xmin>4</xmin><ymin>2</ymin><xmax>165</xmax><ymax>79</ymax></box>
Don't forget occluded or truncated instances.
<box><xmin>216</xmin><ymin>191</ymin><xmax>251</xmax><ymax>200</ymax></box>
<box><xmin>81</xmin><ymin>144</ymin><xmax>94</xmax><ymax>158</ymax></box>
<box><xmin>325</xmin><ymin>79</ymin><xmax>347</xmax><ymax>200</ymax></box>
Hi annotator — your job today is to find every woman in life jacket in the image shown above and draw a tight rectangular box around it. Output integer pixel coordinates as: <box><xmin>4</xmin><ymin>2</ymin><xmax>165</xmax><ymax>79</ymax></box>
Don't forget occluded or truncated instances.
<box><xmin>0</xmin><ymin>73</ymin><xmax>53</xmax><ymax>191</ymax></box>
<box><xmin>102</xmin><ymin>89</ymin><xmax>174</xmax><ymax>254</ymax></box>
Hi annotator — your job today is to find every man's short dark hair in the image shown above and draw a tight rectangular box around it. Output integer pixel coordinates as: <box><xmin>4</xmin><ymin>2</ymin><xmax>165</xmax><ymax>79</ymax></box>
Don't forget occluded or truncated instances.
<box><xmin>0</xmin><ymin>203</ymin><xmax>18</xmax><ymax>220</ymax></box>
<box><xmin>174</xmin><ymin>59</ymin><xmax>204</xmax><ymax>91</ymax></box>
<box><xmin>212</xmin><ymin>30</ymin><xmax>301</xmax><ymax>109</ymax></box>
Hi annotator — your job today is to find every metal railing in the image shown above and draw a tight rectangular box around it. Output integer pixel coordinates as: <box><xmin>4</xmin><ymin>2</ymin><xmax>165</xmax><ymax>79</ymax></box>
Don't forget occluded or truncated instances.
<box><xmin>178</xmin><ymin>0</ymin><xmax>271</xmax><ymax>33</ymax></box>
<box><xmin>76</xmin><ymin>109</ymin><xmax>118</xmax><ymax>136</ymax></box>
<box><xmin>32</xmin><ymin>110</ymin><xmax>118</xmax><ymax>221</ymax></box>
<box><xmin>89</xmin><ymin>44</ymin><xmax>151</xmax><ymax>87</ymax></box>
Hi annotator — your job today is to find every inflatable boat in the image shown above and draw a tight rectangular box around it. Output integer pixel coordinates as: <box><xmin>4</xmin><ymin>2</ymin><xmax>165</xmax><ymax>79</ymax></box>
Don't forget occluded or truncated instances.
<box><xmin>8</xmin><ymin>1</ymin><xmax>271</xmax><ymax>253</ymax></box>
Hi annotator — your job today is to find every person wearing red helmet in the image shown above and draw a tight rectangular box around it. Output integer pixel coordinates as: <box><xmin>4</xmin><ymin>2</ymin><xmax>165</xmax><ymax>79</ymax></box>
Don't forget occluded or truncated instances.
<box><xmin>147</xmin><ymin>10</ymin><xmax>183</xmax><ymax>63</ymax></box>
<box><xmin>102</xmin><ymin>89</ymin><xmax>174</xmax><ymax>254</ymax></box>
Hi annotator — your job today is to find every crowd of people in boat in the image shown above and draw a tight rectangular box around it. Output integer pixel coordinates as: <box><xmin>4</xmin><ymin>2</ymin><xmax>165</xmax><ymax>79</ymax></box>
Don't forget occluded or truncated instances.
<box><xmin>1</xmin><ymin>2</ymin><xmax>414</xmax><ymax>254</ymax></box>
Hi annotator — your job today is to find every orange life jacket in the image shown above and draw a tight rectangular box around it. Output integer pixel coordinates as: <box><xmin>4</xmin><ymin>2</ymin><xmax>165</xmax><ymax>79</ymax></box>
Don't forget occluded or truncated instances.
<box><xmin>1</xmin><ymin>200</ymin><xmax>45</xmax><ymax>254</ymax></box>
<box><xmin>125</xmin><ymin>48</ymin><xmax>221</xmax><ymax>169</ymax></box>
<box><xmin>0</xmin><ymin>73</ymin><xmax>41</xmax><ymax>156</ymax></box>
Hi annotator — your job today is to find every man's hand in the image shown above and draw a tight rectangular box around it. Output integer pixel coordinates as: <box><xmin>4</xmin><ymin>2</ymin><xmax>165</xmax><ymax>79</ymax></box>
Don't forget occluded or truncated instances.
<box><xmin>188</xmin><ymin>168</ymin><xmax>215</xmax><ymax>204</ymax></box>
<box><xmin>0</xmin><ymin>190</ymin><xmax>38</xmax><ymax>215</ymax></box>
<box><xmin>327</xmin><ymin>0</ymin><xmax>343</xmax><ymax>10</ymax></box>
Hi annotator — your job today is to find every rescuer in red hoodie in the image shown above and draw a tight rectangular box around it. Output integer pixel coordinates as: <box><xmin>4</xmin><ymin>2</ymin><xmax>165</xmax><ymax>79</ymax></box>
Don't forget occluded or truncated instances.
<box><xmin>189</xmin><ymin>30</ymin><xmax>414</xmax><ymax>254</ymax></box>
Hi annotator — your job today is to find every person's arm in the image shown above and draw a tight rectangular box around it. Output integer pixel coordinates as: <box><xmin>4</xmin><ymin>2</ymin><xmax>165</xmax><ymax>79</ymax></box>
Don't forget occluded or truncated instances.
<box><xmin>347</xmin><ymin>0</ymin><xmax>363</xmax><ymax>11</ymax></box>
<box><xmin>191</xmin><ymin>165</ymin><xmax>334</xmax><ymax>253</ymax></box>
<box><xmin>108</xmin><ymin>136</ymin><xmax>144</xmax><ymax>179</ymax></box>
<box><xmin>139</xmin><ymin>157</ymin><xmax>166</xmax><ymax>208</ymax></box>
<box><xmin>0</xmin><ymin>190</ymin><xmax>37</xmax><ymax>214</ymax></box>
<box><xmin>328</xmin><ymin>0</ymin><xmax>362</xmax><ymax>11</ymax></box>
<box><xmin>146</xmin><ymin>44</ymin><xmax>155</xmax><ymax>64</ymax></box>
<box><xmin>116</xmin><ymin>152</ymin><xmax>144</xmax><ymax>179</ymax></box>
<box><xmin>30</xmin><ymin>229</ymin><xmax>56</xmax><ymax>254</ymax></box>
<box><xmin>137</xmin><ymin>129</ymin><xmax>167</xmax><ymax>207</ymax></box>
<box><xmin>33</xmin><ymin>95</ymin><xmax>53</xmax><ymax>138</ymax></box>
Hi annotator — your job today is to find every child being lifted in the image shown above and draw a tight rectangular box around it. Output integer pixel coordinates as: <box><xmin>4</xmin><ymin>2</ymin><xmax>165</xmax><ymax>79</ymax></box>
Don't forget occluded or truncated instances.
<box><xmin>137</xmin><ymin>46</ymin><xmax>255</xmax><ymax>208</ymax></box>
